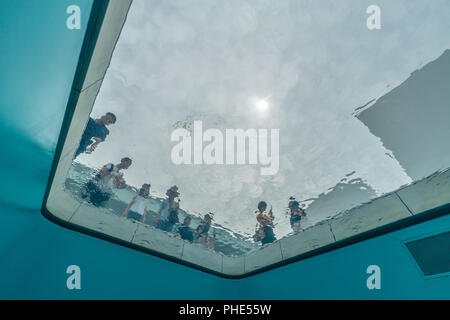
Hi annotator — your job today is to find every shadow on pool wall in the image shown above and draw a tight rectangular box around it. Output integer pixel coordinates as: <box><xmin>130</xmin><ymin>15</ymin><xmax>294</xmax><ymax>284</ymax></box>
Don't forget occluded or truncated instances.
<box><xmin>357</xmin><ymin>49</ymin><xmax>450</xmax><ymax>182</ymax></box>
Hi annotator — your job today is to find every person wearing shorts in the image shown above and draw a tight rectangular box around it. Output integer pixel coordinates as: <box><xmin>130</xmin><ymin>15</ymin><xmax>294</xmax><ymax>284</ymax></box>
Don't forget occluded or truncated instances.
<box><xmin>122</xmin><ymin>184</ymin><xmax>151</xmax><ymax>223</ymax></box>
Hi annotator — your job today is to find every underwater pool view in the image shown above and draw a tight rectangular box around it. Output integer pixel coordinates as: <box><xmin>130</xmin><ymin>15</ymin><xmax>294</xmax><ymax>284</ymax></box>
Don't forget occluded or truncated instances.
<box><xmin>47</xmin><ymin>0</ymin><xmax>450</xmax><ymax>267</ymax></box>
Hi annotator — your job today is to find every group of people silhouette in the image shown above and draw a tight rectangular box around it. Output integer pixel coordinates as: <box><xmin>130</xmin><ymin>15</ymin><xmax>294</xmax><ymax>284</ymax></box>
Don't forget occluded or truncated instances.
<box><xmin>252</xmin><ymin>197</ymin><xmax>307</xmax><ymax>244</ymax></box>
<box><xmin>74</xmin><ymin>113</ymin><xmax>214</xmax><ymax>248</ymax></box>
<box><xmin>75</xmin><ymin>112</ymin><xmax>307</xmax><ymax>248</ymax></box>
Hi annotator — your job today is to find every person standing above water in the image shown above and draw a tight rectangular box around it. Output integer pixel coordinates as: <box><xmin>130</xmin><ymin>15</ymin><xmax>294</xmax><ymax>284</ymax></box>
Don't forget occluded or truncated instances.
<box><xmin>74</xmin><ymin>112</ymin><xmax>116</xmax><ymax>159</ymax></box>
<box><xmin>196</xmin><ymin>213</ymin><xmax>214</xmax><ymax>249</ymax></box>
<box><xmin>288</xmin><ymin>197</ymin><xmax>307</xmax><ymax>232</ymax></box>
<box><xmin>255</xmin><ymin>201</ymin><xmax>276</xmax><ymax>245</ymax></box>
<box><xmin>177</xmin><ymin>216</ymin><xmax>194</xmax><ymax>243</ymax></box>
<box><xmin>122</xmin><ymin>184</ymin><xmax>151</xmax><ymax>223</ymax></box>
<box><xmin>83</xmin><ymin>157</ymin><xmax>132</xmax><ymax>207</ymax></box>
<box><xmin>156</xmin><ymin>186</ymin><xmax>180</xmax><ymax>232</ymax></box>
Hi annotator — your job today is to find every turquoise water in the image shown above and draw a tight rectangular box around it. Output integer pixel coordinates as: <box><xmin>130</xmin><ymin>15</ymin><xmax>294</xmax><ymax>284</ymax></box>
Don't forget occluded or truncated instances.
<box><xmin>0</xmin><ymin>0</ymin><xmax>449</xmax><ymax>299</ymax></box>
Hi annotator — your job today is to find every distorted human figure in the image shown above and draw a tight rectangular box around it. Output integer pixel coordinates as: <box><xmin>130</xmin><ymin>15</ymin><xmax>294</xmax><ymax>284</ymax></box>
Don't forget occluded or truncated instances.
<box><xmin>254</xmin><ymin>201</ymin><xmax>276</xmax><ymax>245</ymax></box>
<box><xmin>288</xmin><ymin>196</ymin><xmax>307</xmax><ymax>232</ymax></box>
<box><xmin>122</xmin><ymin>183</ymin><xmax>151</xmax><ymax>223</ymax></box>
<box><xmin>196</xmin><ymin>213</ymin><xmax>214</xmax><ymax>249</ymax></box>
<box><xmin>82</xmin><ymin>157</ymin><xmax>132</xmax><ymax>207</ymax></box>
<box><xmin>156</xmin><ymin>185</ymin><xmax>180</xmax><ymax>232</ymax></box>
<box><xmin>74</xmin><ymin>112</ymin><xmax>116</xmax><ymax>159</ymax></box>
<box><xmin>177</xmin><ymin>216</ymin><xmax>194</xmax><ymax>243</ymax></box>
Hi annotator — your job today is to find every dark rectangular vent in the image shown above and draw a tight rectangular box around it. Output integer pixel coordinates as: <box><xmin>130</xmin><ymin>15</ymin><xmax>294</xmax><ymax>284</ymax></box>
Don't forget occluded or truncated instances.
<box><xmin>405</xmin><ymin>231</ymin><xmax>450</xmax><ymax>277</ymax></box>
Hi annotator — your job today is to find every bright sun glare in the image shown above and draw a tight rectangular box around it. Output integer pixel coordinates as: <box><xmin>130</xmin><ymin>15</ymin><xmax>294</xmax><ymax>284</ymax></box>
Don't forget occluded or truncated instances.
<box><xmin>255</xmin><ymin>99</ymin><xmax>270</xmax><ymax>114</ymax></box>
